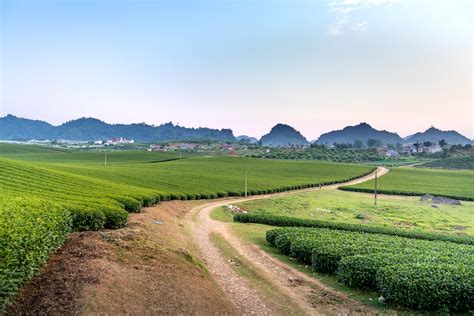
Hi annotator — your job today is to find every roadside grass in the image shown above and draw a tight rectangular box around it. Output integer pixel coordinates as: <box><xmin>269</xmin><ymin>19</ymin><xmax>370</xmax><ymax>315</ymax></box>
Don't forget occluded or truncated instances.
<box><xmin>235</xmin><ymin>189</ymin><xmax>474</xmax><ymax>236</ymax></box>
<box><xmin>209</xmin><ymin>232</ymin><xmax>305</xmax><ymax>315</ymax></box>
<box><xmin>209</xmin><ymin>206</ymin><xmax>234</xmax><ymax>222</ymax></box>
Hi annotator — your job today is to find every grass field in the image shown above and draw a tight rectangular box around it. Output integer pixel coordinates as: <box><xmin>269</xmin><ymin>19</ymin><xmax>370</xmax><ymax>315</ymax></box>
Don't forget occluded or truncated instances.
<box><xmin>341</xmin><ymin>167</ymin><xmax>474</xmax><ymax>200</ymax></box>
<box><xmin>235</xmin><ymin>190</ymin><xmax>474</xmax><ymax>235</ymax></box>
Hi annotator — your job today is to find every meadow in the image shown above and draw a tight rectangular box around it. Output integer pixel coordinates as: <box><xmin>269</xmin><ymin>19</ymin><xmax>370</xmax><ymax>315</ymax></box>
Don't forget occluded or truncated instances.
<box><xmin>341</xmin><ymin>167</ymin><xmax>474</xmax><ymax>200</ymax></box>
<box><xmin>235</xmin><ymin>190</ymin><xmax>474</xmax><ymax>235</ymax></box>
<box><xmin>0</xmin><ymin>143</ymin><xmax>374</xmax><ymax>310</ymax></box>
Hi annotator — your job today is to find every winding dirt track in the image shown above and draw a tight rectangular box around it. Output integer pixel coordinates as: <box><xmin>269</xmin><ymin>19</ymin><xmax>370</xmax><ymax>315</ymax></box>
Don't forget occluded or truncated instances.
<box><xmin>187</xmin><ymin>167</ymin><xmax>389</xmax><ymax>315</ymax></box>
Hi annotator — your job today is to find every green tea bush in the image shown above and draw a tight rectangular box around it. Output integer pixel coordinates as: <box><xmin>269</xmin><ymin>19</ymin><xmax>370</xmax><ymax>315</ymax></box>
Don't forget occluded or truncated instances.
<box><xmin>265</xmin><ymin>227</ymin><xmax>474</xmax><ymax>312</ymax></box>
<box><xmin>115</xmin><ymin>197</ymin><xmax>142</xmax><ymax>212</ymax></box>
<box><xmin>71</xmin><ymin>207</ymin><xmax>107</xmax><ymax>231</ymax></box>
<box><xmin>101</xmin><ymin>207</ymin><xmax>129</xmax><ymax>229</ymax></box>
<box><xmin>235</xmin><ymin>213</ymin><xmax>474</xmax><ymax>245</ymax></box>
<box><xmin>377</xmin><ymin>263</ymin><xmax>474</xmax><ymax>311</ymax></box>
<box><xmin>0</xmin><ymin>198</ymin><xmax>71</xmax><ymax>312</ymax></box>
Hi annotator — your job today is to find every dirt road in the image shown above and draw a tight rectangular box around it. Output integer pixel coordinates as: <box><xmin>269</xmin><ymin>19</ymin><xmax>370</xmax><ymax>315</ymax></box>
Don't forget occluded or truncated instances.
<box><xmin>187</xmin><ymin>167</ymin><xmax>389</xmax><ymax>315</ymax></box>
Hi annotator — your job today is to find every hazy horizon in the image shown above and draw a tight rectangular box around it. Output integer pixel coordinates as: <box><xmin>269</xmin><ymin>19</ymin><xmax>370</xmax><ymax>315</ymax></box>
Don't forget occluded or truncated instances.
<box><xmin>1</xmin><ymin>0</ymin><xmax>473</xmax><ymax>139</ymax></box>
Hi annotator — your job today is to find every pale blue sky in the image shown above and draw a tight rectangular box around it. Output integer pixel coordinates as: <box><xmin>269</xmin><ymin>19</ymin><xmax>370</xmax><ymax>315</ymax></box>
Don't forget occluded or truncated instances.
<box><xmin>0</xmin><ymin>0</ymin><xmax>472</xmax><ymax>139</ymax></box>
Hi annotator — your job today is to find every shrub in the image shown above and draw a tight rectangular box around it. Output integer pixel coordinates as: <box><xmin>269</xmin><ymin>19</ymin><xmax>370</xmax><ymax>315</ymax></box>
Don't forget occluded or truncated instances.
<box><xmin>101</xmin><ymin>207</ymin><xmax>129</xmax><ymax>229</ymax></box>
<box><xmin>0</xmin><ymin>198</ymin><xmax>71</xmax><ymax>312</ymax></box>
<box><xmin>377</xmin><ymin>263</ymin><xmax>474</xmax><ymax>311</ymax></box>
<box><xmin>71</xmin><ymin>207</ymin><xmax>106</xmax><ymax>231</ymax></box>
<box><xmin>115</xmin><ymin>197</ymin><xmax>142</xmax><ymax>212</ymax></box>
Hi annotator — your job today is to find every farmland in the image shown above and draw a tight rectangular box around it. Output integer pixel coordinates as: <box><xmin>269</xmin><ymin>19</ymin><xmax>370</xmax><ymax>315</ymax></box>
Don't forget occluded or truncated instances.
<box><xmin>341</xmin><ymin>167</ymin><xmax>474</xmax><ymax>200</ymax></box>
<box><xmin>418</xmin><ymin>155</ymin><xmax>474</xmax><ymax>170</ymax></box>
<box><xmin>0</xmin><ymin>143</ymin><xmax>374</xmax><ymax>311</ymax></box>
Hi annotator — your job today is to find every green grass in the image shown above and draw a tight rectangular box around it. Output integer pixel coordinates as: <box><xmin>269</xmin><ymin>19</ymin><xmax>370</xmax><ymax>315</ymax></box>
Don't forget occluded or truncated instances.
<box><xmin>341</xmin><ymin>167</ymin><xmax>474</xmax><ymax>200</ymax></box>
<box><xmin>235</xmin><ymin>189</ymin><xmax>474</xmax><ymax>236</ymax></box>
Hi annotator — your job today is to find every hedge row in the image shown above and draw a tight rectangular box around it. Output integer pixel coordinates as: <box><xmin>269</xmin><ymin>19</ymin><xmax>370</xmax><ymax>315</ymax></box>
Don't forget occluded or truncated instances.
<box><xmin>0</xmin><ymin>198</ymin><xmax>72</xmax><ymax>313</ymax></box>
<box><xmin>234</xmin><ymin>212</ymin><xmax>474</xmax><ymax>245</ymax></box>
<box><xmin>266</xmin><ymin>227</ymin><xmax>474</xmax><ymax>311</ymax></box>
<box><xmin>338</xmin><ymin>186</ymin><xmax>474</xmax><ymax>202</ymax></box>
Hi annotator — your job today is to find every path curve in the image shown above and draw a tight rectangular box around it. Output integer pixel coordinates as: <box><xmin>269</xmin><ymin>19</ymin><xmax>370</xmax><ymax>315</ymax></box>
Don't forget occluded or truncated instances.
<box><xmin>187</xmin><ymin>166</ymin><xmax>389</xmax><ymax>315</ymax></box>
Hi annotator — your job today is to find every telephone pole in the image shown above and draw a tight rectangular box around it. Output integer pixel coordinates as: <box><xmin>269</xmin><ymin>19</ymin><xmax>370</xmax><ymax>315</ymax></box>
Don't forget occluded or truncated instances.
<box><xmin>374</xmin><ymin>169</ymin><xmax>378</xmax><ymax>205</ymax></box>
<box><xmin>244</xmin><ymin>171</ymin><xmax>248</xmax><ymax>197</ymax></box>
<box><xmin>104</xmin><ymin>151</ymin><xmax>107</xmax><ymax>166</ymax></box>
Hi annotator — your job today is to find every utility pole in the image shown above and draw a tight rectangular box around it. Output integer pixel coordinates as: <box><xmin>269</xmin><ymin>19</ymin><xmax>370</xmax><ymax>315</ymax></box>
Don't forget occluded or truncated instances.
<box><xmin>244</xmin><ymin>171</ymin><xmax>248</xmax><ymax>197</ymax></box>
<box><xmin>104</xmin><ymin>151</ymin><xmax>107</xmax><ymax>167</ymax></box>
<box><xmin>179</xmin><ymin>148</ymin><xmax>182</xmax><ymax>160</ymax></box>
<box><xmin>374</xmin><ymin>169</ymin><xmax>378</xmax><ymax>205</ymax></box>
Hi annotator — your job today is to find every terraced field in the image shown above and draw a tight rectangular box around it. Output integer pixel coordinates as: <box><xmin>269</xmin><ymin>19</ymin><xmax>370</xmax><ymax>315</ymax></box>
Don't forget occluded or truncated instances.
<box><xmin>341</xmin><ymin>167</ymin><xmax>474</xmax><ymax>200</ymax></box>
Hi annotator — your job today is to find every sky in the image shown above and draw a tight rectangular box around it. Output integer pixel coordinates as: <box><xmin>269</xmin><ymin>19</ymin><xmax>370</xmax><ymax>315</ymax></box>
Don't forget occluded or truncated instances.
<box><xmin>0</xmin><ymin>0</ymin><xmax>472</xmax><ymax>140</ymax></box>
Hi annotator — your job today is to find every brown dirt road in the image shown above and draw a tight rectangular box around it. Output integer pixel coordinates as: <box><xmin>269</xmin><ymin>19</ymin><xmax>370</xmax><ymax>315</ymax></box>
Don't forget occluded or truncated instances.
<box><xmin>187</xmin><ymin>166</ymin><xmax>389</xmax><ymax>315</ymax></box>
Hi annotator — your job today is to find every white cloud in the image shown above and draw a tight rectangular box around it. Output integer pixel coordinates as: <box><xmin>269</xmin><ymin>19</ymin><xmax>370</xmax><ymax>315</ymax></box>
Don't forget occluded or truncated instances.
<box><xmin>328</xmin><ymin>0</ymin><xmax>402</xmax><ymax>36</ymax></box>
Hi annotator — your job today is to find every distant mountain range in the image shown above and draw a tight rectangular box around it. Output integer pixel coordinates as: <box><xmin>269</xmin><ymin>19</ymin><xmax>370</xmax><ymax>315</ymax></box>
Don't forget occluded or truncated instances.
<box><xmin>0</xmin><ymin>114</ymin><xmax>471</xmax><ymax>146</ymax></box>
<box><xmin>260</xmin><ymin>124</ymin><xmax>309</xmax><ymax>147</ymax></box>
<box><xmin>0</xmin><ymin>115</ymin><xmax>235</xmax><ymax>142</ymax></box>
<box><xmin>316</xmin><ymin>123</ymin><xmax>472</xmax><ymax>146</ymax></box>
<box><xmin>316</xmin><ymin>122</ymin><xmax>403</xmax><ymax>145</ymax></box>
<box><xmin>404</xmin><ymin>127</ymin><xmax>472</xmax><ymax>145</ymax></box>
<box><xmin>236</xmin><ymin>135</ymin><xmax>258</xmax><ymax>143</ymax></box>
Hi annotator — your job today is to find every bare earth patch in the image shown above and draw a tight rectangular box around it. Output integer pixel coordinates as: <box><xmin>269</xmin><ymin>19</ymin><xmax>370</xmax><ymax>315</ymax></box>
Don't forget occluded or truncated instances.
<box><xmin>8</xmin><ymin>201</ymin><xmax>236</xmax><ymax>315</ymax></box>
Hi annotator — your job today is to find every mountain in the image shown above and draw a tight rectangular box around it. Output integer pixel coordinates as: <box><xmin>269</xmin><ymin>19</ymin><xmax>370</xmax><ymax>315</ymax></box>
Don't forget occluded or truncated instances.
<box><xmin>316</xmin><ymin>122</ymin><xmax>403</xmax><ymax>145</ymax></box>
<box><xmin>405</xmin><ymin>127</ymin><xmax>472</xmax><ymax>145</ymax></box>
<box><xmin>236</xmin><ymin>135</ymin><xmax>258</xmax><ymax>143</ymax></box>
<box><xmin>260</xmin><ymin>124</ymin><xmax>309</xmax><ymax>147</ymax></box>
<box><xmin>0</xmin><ymin>115</ymin><xmax>236</xmax><ymax>142</ymax></box>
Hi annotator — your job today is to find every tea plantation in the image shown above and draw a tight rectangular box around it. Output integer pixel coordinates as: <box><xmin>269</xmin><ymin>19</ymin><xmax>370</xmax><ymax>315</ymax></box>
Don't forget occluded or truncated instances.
<box><xmin>266</xmin><ymin>227</ymin><xmax>474</xmax><ymax>311</ymax></box>
<box><xmin>341</xmin><ymin>167</ymin><xmax>474</xmax><ymax>200</ymax></box>
<box><xmin>0</xmin><ymin>144</ymin><xmax>374</xmax><ymax>310</ymax></box>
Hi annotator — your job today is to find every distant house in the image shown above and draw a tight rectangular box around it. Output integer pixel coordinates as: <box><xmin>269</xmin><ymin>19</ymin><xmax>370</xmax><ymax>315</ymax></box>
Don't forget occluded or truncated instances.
<box><xmin>220</xmin><ymin>144</ymin><xmax>234</xmax><ymax>151</ymax></box>
<box><xmin>106</xmin><ymin>137</ymin><xmax>134</xmax><ymax>145</ymax></box>
<box><xmin>94</xmin><ymin>140</ymin><xmax>103</xmax><ymax>145</ymax></box>
<box><xmin>385</xmin><ymin>149</ymin><xmax>399</xmax><ymax>158</ymax></box>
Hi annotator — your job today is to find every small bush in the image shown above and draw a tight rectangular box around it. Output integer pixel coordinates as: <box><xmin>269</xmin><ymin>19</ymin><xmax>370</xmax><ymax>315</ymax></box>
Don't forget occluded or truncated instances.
<box><xmin>71</xmin><ymin>207</ymin><xmax>106</xmax><ymax>231</ymax></box>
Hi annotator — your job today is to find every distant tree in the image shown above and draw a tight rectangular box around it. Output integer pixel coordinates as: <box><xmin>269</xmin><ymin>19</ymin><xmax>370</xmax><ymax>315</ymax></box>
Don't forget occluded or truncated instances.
<box><xmin>423</xmin><ymin>141</ymin><xmax>433</xmax><ymax>147</ymax></box>
<box><xmin>387</xmin><ymin>143</ymin><xmax>395</xmax><ymax>150</ymax></box>
<box><xmin>367</xmin><ymin>139</ymin><xmax>383</xmax><ymax>148</ymax></box>
<box><xmin>438</xmin><ymin>139</ymin><xmax>447</xmax><ymax>147</ymax></box>
<box><xmin>396</xmin><ymin>142</ymin><xmax>403</xmax><ymax>150</ymax></box>
<box><xmin>413</xmin><ymin>141</ymin><xmax>421</xmax><ymax>151</ymax></box>
<box><xmin>353</xmin><ymin>139</ymin><xmax>364</xmax><ymax>149</ymax></box>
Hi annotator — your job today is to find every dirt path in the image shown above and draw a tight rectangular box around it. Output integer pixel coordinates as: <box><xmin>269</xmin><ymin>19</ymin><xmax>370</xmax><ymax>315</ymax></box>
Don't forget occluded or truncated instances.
<box><xmin>187</xmin><ymin>167</ymin><xmax>388</xmax><ymax>315</ymax></box>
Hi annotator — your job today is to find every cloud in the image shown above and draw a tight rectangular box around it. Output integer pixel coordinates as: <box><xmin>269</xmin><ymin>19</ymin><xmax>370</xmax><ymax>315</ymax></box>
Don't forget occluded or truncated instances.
<box><xmin>328</xmin><ymin>0</ymin><xmax>402</xmax><ymax>36</ymax></box>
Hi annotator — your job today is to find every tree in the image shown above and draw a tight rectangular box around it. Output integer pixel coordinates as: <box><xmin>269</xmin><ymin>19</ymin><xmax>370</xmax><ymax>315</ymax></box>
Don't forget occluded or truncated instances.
<box><xmin>423</xmin><ymin>141</ymin><xmax>433</xmax><ymax>147</ymax></box>
<box><xmin>367</xmin><ymin>139</ymin><xmax>383</xmax><ymax>148</ymax></box>
<box><xmin>353</xmin><ymin>139</ymin><xmax>364</xmax><ymax>149</ymax></box>
<box><xmin>413</xmin><ymin>141</ymin><xmax>421</xmax><ymax>152</ymax></box>
<box><xmin>438</xmin><ymin>139</ymin><xmax>447</xmax><ymax>147</ymax></box>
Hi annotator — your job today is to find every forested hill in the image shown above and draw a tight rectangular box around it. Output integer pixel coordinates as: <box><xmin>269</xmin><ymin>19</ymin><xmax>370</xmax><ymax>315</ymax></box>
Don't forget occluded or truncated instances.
<box><xmin>260</xmin><ymin>124</ymin><xmax>309</xmax><ymax>147</ymax></box>
<box><xmin>0</xmin><ymin>115</ymin><xmax>236</xmax><ymax>142</ymax></box>
<box><xmin>405</xmin><ymin>127</ymin><xmax>472</xmax><ymax>145</ymax></box>
<box><xmin>316</xmin><ymin>123</ymin><xmax>403</xmax><ymax>145</ymax></box>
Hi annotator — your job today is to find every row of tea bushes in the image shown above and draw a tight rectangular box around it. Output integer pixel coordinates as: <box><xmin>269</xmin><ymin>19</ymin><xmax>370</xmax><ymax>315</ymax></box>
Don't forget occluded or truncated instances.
<box><xmin>266</xmin><ymin>227</ymin><xmax>474</xmax><ymax>312</ymax></box>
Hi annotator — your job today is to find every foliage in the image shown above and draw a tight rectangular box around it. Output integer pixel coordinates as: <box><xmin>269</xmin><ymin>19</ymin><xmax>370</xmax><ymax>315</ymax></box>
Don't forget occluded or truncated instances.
<box><xmin>0</xmin><ymin>198</ymin><xmax>72</xmax><ymax>312</ymax></box>
<box><xmin>265</xmin><ymin>227</ymin><xmax>474</xmax><ymax>311</ymax></box>
<box><xmin>234</xmin><ymin>212</ymin><xmax>474</xmax><ymax>245</ymax></box>
<box><xmin>418</xmin><ymin>155</ymin><xmax>474</xmax><ymax>170</ymax></box>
